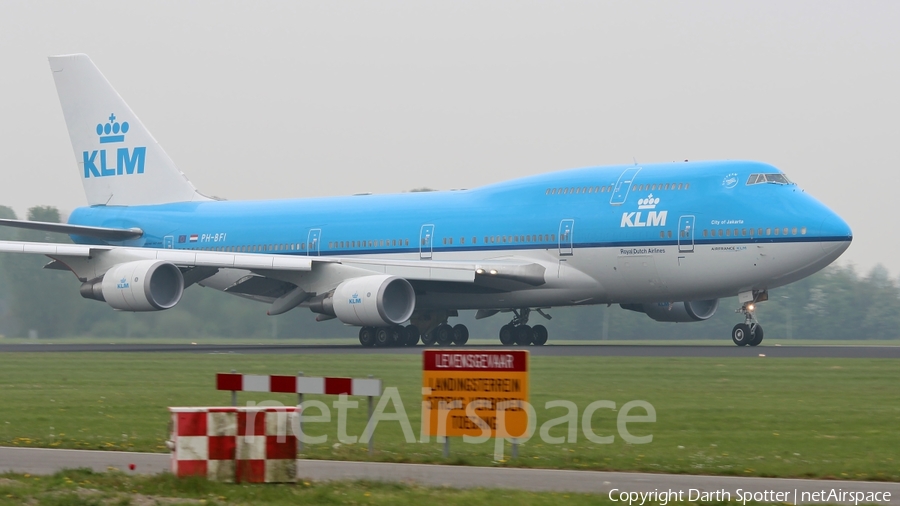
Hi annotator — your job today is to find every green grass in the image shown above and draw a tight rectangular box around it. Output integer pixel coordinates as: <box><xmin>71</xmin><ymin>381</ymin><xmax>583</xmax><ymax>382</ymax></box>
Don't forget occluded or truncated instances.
<box><xmin>0</xmin><ymin>468</ymin><xmax>604</xmax><ymax>506</ymax></box>
<box><xmin>0</xmin><ymin>353</ymin><xmax>898</xmax><ymax>481</ymax></box>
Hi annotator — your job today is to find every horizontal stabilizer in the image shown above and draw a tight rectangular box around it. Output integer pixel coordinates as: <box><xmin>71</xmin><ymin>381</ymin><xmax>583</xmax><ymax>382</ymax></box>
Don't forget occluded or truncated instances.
<box><xmin>0</xmin><ymin>219</ymin><xmax>143</xmax><ymax>241</ymax></box>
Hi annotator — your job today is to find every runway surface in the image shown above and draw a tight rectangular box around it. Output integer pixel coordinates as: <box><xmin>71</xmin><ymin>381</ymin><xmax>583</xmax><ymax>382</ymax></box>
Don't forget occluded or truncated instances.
<box><xmin>1</xmin><ymin>447</ymin><xmax>897</xmax><ymax>503</ymax></box>
<box><xmin>2</xmin><ymin>343</ymin><xmax>900</xmax><ymax>358</ymax></box>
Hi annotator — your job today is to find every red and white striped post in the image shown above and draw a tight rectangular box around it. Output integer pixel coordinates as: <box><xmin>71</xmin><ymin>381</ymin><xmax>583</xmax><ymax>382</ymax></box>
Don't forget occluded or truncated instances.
<box><xmin>216</xmin><ymin>371</ymin><xmax>383</xmax><ymax>455</ymax></box>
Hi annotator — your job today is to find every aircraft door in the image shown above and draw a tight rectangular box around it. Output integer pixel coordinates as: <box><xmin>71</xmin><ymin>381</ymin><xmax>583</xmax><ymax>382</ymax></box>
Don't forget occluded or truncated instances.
<box><xmin>678</xmin><ymin>215</ymin><xmax>695</xmax><ymax>253</ymax></box>
<box><xmin>420</xmin><ymin>224</ymin><xmax>434</xmax><ymax>260</ymax></box>
<box><xmin>558</xmin><ymin>219</ymin><xmax>574</xmax><ymax>256</ymax></box>
<box><xmin>609</xmin><ymin>167</ymin><xmax>641</xmax><ymax>205</ymax></box>
<box><xmin>307</xmin><ymin>229</ymin><xmax>321</xmax><ymax>256</ymax></box>
<box><xmin>163</xmin><ymin>236</ymin><xmax>174</xmax><ymax>249</ymax></box>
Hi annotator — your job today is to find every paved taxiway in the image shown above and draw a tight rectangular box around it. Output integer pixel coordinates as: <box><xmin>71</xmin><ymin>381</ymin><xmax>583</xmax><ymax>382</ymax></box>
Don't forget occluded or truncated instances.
<box><xmin>2</xmin><ymin>343</ymin><xmax>900</xmax><ymax>358</ymax></box>
<box><xmin>0</xmin><ymin>447</ymin><xmax>897</xmax><ymax>504</ymax></box>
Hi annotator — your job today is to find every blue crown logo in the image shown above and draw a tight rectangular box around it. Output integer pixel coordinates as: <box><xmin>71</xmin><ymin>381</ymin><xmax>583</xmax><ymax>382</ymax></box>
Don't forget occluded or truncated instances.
<box><xmin>96</xmin><ymin>113</ymin><xmax>129</xmax><ymax>144</ymax></box>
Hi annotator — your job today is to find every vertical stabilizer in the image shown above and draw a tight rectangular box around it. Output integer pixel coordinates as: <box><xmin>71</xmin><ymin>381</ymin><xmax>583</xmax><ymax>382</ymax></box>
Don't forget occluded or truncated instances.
<box><xmin>49</xmin><ymin>54</ymin><xmax>210</xmax><ymax>206</ymax></box>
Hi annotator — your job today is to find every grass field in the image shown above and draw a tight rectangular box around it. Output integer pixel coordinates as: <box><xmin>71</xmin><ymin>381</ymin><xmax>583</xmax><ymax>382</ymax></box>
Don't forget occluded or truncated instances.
<box><xmin>0</xmin><ymin>468</ymin><xmax>601</xmax><ymax>506</ymax></box>
<box><xmin>0</xmin><ymin>352</ymin><xmax>898</xmax><ymax>481</ymax></box>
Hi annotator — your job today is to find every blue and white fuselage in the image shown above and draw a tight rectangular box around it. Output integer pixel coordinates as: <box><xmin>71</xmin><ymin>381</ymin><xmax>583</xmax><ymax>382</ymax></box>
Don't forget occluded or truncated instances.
<box><xmin>67</xmin><ymin>160</ymin><xmax>850</xmax><ymax>309</ymax></box>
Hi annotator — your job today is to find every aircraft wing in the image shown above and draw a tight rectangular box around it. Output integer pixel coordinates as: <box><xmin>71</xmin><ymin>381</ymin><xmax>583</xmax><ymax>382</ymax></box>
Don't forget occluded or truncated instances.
<box><xmin>0</xmin><ymin>240</ymin><xmax>546</xmax><ymax>287</ymax></box>
<box><xmin>0</xmin><ymin>219</ymin><xmax>143</xmax><ymax>241</ymax></box>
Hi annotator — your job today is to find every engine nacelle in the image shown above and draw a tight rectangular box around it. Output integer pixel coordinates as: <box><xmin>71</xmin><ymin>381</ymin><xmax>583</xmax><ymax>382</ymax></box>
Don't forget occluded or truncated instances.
<box><xmin>80</xmin><ymin>260</ymin><xmax>184</xmax><ymax>311</ymax></box>
<box><xmin>314</xmin><ymin>275</ymin><xmax>416</xmax><ymax>327</ymax></box>
<box><xmin>621</xmin><ymin>299</ymin><xmax>719</xmax><ymax>323</ymax></box>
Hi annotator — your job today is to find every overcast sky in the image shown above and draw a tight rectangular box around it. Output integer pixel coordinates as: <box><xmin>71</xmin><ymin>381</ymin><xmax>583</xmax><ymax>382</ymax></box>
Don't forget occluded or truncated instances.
<box><xmin>1</xmin><ymin>1</ymin><xmax>898</xmax><ymax>277</ymax></box>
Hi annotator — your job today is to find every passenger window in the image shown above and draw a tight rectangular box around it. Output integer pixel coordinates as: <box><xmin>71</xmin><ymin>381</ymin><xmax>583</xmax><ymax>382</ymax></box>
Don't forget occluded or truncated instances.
<box><xmin>684</xmin><ymin>183</ymin><xmax>690</xmax><ymax>190</ymax></box>
<box><xmin>801</xmin><ymin>227</ymin><xmax>807</xmax><ymax>235</ymax></box>
<box><xmin>766</xmin><ymin>228</ymin><xmax>771</xmax><ymax>235</ymax></box>
<box><xmin>774</xmin><ymin>228</ymin><xmax>780</xmax><ymax>235</ymax></box>
<box><xmin>783</xmin><ymin>228</ymin><xmax>789</xmax><ymax>235</ymax></box>
<box><xmin>667</xmin><ymin>230</ymin><xmax>672</xmax><ymax>238</ymax></box>
<box><xmin>725</xmin><ymin>229</ymin><xmax>731</xmax><ymax>237</ymax></box>
<box><xmin>659</xmin><ymin>231</ymin><xmax>665</xmax><ymax>238</ymax></box>
<box><xmin>703</xmin><ymin>230</ymin><xmax>708</xmax><ymax>237</ymax></box>
<box><xmin>472</xmin><ymin>237</ymin><xmax>477</xmax><ymax>244</ymax></box>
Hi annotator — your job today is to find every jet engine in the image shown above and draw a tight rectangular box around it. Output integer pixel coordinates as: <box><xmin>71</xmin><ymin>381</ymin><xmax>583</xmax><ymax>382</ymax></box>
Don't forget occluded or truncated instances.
<box><xmin>80</xmin><ymin>260</ymin><xmax>184</xmax><ymax>311</ymax></box>
<box><xmin>621</xmin><ymin>299</ymin><xmax>719</xmax><ymax>323</ymax></box>
<box><xmin>310</xmin><ymin>274</ymin><xmax>416</xmax><ymax>327</ymax></box>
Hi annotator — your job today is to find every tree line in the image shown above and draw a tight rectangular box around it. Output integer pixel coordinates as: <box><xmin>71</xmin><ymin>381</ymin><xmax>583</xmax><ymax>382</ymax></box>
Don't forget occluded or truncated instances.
<box><xmin>0</xmin><ymin>205</ymin><xmax>897</xmax><ymax>340</ymax></box>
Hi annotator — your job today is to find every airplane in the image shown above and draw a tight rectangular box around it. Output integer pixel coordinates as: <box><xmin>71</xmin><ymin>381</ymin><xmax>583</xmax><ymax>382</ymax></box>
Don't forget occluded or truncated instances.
<box><xmin>0</xmin><ymin>54</ymin><xmax>852</xmax><ymax>347</ymax></box>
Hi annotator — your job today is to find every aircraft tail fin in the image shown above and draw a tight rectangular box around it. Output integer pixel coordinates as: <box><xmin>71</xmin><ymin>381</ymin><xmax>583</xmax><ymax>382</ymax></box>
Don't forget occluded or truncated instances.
<box><xmin>49</xmin><ymin>54</ymin><xmax>210</xmax><ymax>206</ymax></box>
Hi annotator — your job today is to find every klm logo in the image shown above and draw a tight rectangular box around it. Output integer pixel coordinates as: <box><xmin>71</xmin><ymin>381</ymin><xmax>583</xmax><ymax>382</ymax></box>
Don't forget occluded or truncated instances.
<box><xmin>349</xmin><ymin>292</ymin><xmax>362</xmax><ymax>304</ymax></box>
<box><xmin>116</xmin><ymin>278</ymin><xmax>130</xmax><ymax>289</ymax></box>
<box><xmin>82</xmin><ymin>113</ymin><xmax>146</xmax><ymax>178</ymax></box>
<box><xmin>621</xmin><ymin>194</ymin><xmax>668</xmax><ymax>227</ymax></box>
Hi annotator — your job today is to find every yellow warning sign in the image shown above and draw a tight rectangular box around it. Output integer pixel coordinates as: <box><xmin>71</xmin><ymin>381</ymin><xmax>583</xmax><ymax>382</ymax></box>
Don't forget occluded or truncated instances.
<box><xmin>422</xmin><ymin>350</ymin><xmax>529</xmax><ymax>438</ymax></box>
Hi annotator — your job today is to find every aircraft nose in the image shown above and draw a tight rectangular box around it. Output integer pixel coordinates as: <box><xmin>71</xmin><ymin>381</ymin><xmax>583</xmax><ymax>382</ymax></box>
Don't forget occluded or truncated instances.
<box><xmin>820</xmin><ymin>211</ymin><xmax>852</xmax><ymax>257</ymax></box>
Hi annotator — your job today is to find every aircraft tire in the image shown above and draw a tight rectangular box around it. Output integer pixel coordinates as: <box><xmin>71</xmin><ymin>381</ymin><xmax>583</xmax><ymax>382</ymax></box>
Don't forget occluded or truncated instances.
<box><xmin>731</xmin><ymin>324</ymin><xmax>751</xmax><ymax>346</ymax></box>
<box><xmin>374</xmin><ymin>327</ymin><xmax>393</xmax><ymax>347</ymax></box>
<box><xmin>532</xmin><ymin>324</ymin><xmax>548</xmax><ymax>346</ymax></box>
<box><xmin>499</xmin><ymin>324</ymin><xmax>515</xmax><ymax>345</ymax></box>
<box><xmin>391</xmin><ymin>326</ymin><xmax>407</xmax><ymax>347</ymax></box>
<box><xmin>359</xmin><ymin>327</ymin><xmax>376</xmax><ymax>347</ymax></box>
<box><xmin>515</xmin><ymin>325</ymin><xmax>533</xmax><ymax>346</ymax></box>
<box><xmin>405</xmin><ymin>325</ymin><xmax>420</xmax><ymax>346</ymax></box>
<box><xmin>435</xmin><ymin>324</ymin><xmax>454</xmax><ymax>346</ymax></box>
<box><xmin>452</xmin><ymin>324</ymin><xmax>469</xmax><ymax>345</ymax></box>
<box><xmin>748</xmin><ymin>324</ymin><xmax>764</xmax><ymax>346</ymax></box>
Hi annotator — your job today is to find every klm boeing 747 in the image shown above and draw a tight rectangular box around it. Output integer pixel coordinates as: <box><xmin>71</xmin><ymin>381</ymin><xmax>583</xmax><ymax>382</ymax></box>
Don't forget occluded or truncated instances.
<box><xmin>0</xmin><ymin>54</ymin><xmax>852</xmax><ymax>347</ymax></box>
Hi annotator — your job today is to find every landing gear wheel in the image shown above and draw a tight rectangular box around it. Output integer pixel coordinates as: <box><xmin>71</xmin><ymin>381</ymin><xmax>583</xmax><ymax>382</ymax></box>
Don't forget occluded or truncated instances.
<box><xmin>421</xmin><ymin>330</ymin><xmax>436</xmax><ymax>346</ymax></box>
<box><xmin>452</xmin><ymin>324</ymin><xmax>469</xmax><ymax>345</ymax></box>
<box><xmin>731</xmin><ymin>324</ymin><xmax>751</xmax><ymax>346</ymax></box>
<box><xmin>359</xmin><ymin>327</ymin><xmax>375</xmax><ymax>347</ymax></box>
<box><xmin>375</xmin><ymin>327</ymin><xmax>393</xmax><ymax>347</ymax></box>
<box><xmin>499</xmin><ymin>324</ymin><xmax>515</xmax><ymax>345</ymax></box>
<box><xmin>435</xmin><ymin>324</ymin><xmax>454</xmax><ymax>346</ymax></box>
<box><xmin>515</xmin><ymin>325</ymin><xmax>533</xmax><ymax>346</ymax></box>
<box><xmin>405</xmin><ymin>325</ymin><xmax>420</xmax><ymax>346</ymax></box>
<box><xmin>748</xmin><ymin>324</ymin><xmax>764</xmax><ymax>346</ymax></box>
<box><xmin>391</xmin><ymin>326</ymin><xmax>407</xmax><ymax>347</ymax></box>
<box><xmin>532</xmin><ymin>324</ymin><xmax>548</xmax><ymax>346</ymax></box>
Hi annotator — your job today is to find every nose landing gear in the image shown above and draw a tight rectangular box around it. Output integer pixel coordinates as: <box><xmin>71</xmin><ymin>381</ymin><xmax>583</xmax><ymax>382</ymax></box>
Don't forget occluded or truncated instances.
<box><xmin>732</xmin><ymin>302</ymin><xmax>764</xmax><ymax>347</ymax></box>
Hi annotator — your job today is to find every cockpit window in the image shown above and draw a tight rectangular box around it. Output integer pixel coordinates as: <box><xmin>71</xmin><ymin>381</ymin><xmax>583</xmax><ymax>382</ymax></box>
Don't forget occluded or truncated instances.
<box><xmin>746</xmin><ymin>173</ymin><xmax>792</xmax><ymax>185</ymax></box>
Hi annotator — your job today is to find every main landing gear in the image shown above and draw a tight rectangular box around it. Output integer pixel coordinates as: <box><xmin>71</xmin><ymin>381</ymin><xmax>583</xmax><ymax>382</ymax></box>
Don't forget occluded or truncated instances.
<box><xmin>732</xmin><ymin>302</ymin><xmax>764</xmax><ymax>347</ymax></box>
<box><xmin>359</xmin><ymin>323</ymin><xmax>468</xmax><ymax>347</ymax></box>
<box><xmin>498</xmin><ymin>308</ymin><xmax>549</xmax><ymax>346</ymax></box>
<box><xmin>421</xmin><ymin>323</ymin><xmax>470</xmax><ymax>346</ymax></box>
<box><xmin>358</xmin><ymin>325</ymin><xmax>422</xmax><ymax>347</ymax></box>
